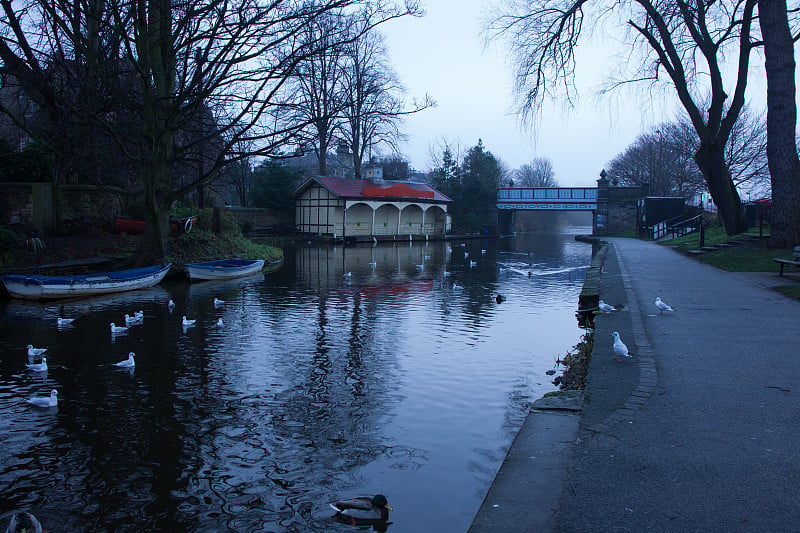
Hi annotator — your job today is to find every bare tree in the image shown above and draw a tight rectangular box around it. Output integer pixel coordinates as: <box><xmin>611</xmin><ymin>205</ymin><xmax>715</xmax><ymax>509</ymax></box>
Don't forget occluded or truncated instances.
<box><xmin>339</xmin><ymin>29</ymin><xmax>434</xmax><ymax>179</ymax></box>
<box><xmin>758</xmin><ymin>0</ymin><xmax>800</xmax><ymax>247</ymax></box>
<box><xmin>0</xmin><ymin>0</ymin><xmax>421</xmax><ymax>263</ymax></box>
<box><xmin>488</xmin><ymin>0</ymin><xmax>764</xmax><ymax>235</ymax></box>
<box><xmin>513</xmin><ymin>157</ymin><xmax>558</xmax><ymax>187</ymax></box>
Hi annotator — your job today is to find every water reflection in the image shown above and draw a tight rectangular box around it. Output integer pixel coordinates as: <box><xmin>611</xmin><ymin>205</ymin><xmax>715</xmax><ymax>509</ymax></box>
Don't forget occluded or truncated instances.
<box><xmin>0</xmin><ymin>229</ymin><xmax>592</xmax><ymax>532</ymax></box>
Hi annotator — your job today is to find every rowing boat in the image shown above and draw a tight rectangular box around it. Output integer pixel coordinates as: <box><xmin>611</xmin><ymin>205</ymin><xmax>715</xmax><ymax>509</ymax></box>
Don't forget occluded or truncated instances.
<box><xmin>183</xmin><ymin>259</ymin><xmax>265</xmax><ymax>281</ymax></box>
<box><xmin>1</xmin><ymin>264</ymin><xmax>172</xmax><ymax>300</ymax></box>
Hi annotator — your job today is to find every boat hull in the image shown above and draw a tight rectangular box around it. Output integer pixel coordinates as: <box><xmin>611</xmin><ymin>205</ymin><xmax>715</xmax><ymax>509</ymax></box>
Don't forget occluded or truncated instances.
<box><xmin>2</xmin><ymin>264</ymin><xmax>172</xmax><ymax>300</ymax></box>
<box><xmin>184</xmin><ymin>259</ymin><xmax>265</xmax><ymax>281</ymax></box>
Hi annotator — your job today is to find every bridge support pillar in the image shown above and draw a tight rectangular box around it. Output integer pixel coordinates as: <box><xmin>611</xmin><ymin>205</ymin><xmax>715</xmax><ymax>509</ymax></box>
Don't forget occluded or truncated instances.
<box><xmin>498</xmin><ymin>210</ymin><xmax>515</xmax><ymax>235</ymax></box>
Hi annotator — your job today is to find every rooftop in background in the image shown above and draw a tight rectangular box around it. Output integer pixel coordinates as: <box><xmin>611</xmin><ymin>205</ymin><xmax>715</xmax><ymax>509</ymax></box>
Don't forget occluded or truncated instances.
<box><xmin>293</xmin><ymin>176</ymin><xmax>451</xmax><ymax>203</ymax></box>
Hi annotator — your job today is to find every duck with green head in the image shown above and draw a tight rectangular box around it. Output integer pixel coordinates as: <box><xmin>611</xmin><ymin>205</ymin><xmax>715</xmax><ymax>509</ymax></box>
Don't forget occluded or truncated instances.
<box><xmin>331</xmin><ymin>494</ymin><xmax>392</xmax><ymax>526</ymax></box>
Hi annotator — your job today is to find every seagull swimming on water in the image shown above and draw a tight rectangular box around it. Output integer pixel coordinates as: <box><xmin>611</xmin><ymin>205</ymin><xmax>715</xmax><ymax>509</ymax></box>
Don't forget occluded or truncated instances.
<box><xmin>57</xmin><ymin>317</ymin><xmax>75</xmax><ymax>327</ymax></box>
<box><xmin>655</xmin><ymin>297</ymin><xmax>674</xmax><ymax>315</ymax></box>
<box><xmin>114</xmin><ymin>352</ymin><xmax>135</xmax><ymax>368</ymax></box>
<box><xmin>612</xmin><ymin>331</ymin><xmax>631</xmax><ymax>361</ymax></box>
<box><xmin>26</xmin><ymin>358</ymin><xmax>48</xmax><ymax>372</ymax></box>
<box><xmin>26</xmin><ymin>345</ymin><xmax>47</xmax><ymax>358</ymax></box>
<box><xmin>125</xmin><ymin>313</ymin><xmax>142</xmax><ymax>326</ymax></box>
<box><xmin>168</xmin><ymin>299</ymin><xmax>176</xmax><ymax>312</ymax></box>
<box><xmin>598</xmin><ymin>300</ymin><xmax>617</xmax><ymax>313</ymax></box>
<box><xmin>182</xmin><ymin>316</ymin><xmax>196</xmax><ymax>327</ymax></box>
<box><xmin>216</xmin><ymin>318</ymin><xmax>224</xmax><ymax>328</ymax></box>
<box><xmin>27</xmin><ymin>390</ymin><xmax>58</xmax><ymax>408</ymax></box>
<box><xmin>110</xmin><ymin>322</ymin><xmax>129</xmax><ymax>334</ymax></box>
<box><xmin>214</xmin><ymin>298</ymin><xmax>225</xmax><ymax>308</ymax></box>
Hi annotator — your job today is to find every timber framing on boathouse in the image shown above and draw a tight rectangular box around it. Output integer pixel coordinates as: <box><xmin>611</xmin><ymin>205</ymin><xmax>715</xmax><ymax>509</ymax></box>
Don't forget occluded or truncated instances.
<box><xmin>293</xmin><ymin>176</ymin><xmax>451</xmax><ymax>241</ymax></box>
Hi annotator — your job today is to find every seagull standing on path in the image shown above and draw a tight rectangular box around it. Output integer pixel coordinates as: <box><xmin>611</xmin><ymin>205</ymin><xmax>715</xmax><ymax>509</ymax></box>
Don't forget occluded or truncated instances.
<box><xmin>598</xmin><ymin>300</ymin><xmax>617</xmax><ymax>313</ymax></box>
<box><xmin>655</xmin><ymin>297</ymin><xmax>675</xmax><ymax>315</ymax></box>
<box><xmin>612</xmin><ymin>331</ymin><xmax>631</xmax><ymax>361</ymax></box>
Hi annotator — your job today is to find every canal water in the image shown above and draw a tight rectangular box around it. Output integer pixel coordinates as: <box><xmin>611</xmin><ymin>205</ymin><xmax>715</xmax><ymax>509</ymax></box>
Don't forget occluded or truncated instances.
<box><xmin>0</xmin><ymin>228</ymin><xmax>593</xmax><ymax>532</ymax></box>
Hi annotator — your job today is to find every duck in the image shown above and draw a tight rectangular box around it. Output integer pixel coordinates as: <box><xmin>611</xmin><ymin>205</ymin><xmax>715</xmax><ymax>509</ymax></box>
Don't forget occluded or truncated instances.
<box><xmin>114</xmin><ymin>352</ymin><xmax>135</xmax><ymax>368</ymax></box>
<box><xmin>26</xmin><ymin>358</ymin><xmax>48</xmax><ymax>372</ymax></box>
<box><xmin>182</xmin><ymin>316</ymin><xmax>196</xmax><ymax>327</ymax></box>
<box><xmin>495</xmin><ymin>294</ymin><xmax>505</xmax><ymax>304</ymax></box>
<box><xmin>331</xmin><ymin>494</ymin><xmax>392</xmax><ymax>526</ymax></box>
<box><xmin>26</xmin><ymin>345</ymin><xmax>47</xmax><ymax>358</ymax></box>
<box><xmin>110</xmin><ymin>322</ymin><xmax>129</xmax><ymax>334</ymax></box>
<box><xmin>27</xmin><ymin>390</ymin><xmax>58</xmax><ymax>408</ymax></box>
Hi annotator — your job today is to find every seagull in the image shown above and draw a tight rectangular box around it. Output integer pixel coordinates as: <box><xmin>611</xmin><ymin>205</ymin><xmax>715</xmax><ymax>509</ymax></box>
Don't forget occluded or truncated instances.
<box><xmin>110</xmin><ymin>322</ymin><xmax>129</xmax><ymax>334</ymax></box>
<box><xmin>343</xmin><ymin>272</ymin><xmax>352</xmax><ymax>278</ymax></box>
<box><xmin>134</xmin><ymin>310</ymin><xmax>144</xmax><ymax>320</ymax></box>
<box><xmin>26</xmin><ymin>345</ymin><xmax>47</xmax><ymax>358</ymax></box>
<box><xmin>415</xmin><ymin>264</ymin><xmax>424</xmax><ymax>270</ymax></box>
<box><xmin>655</xmin><ymin>297</ymin><xmax>674</xmax><ymax>315</ymax></box>
<box><xmin>57</xmin><ymin>317</ymin><xmax>75</xmax><ymax>327</ymax></box>
<box><xmin>182</xmin><ymin>316</ymin><xmax>196</xmax><ymax>327</ymax></box>
<box><xmin>442</xmin><ymin>271</ymin><xmax>451</xmax><ymax>277</ymax></box>
<box><xmin>124</xmin><ymin>314</ymin><xmax>142</xmax><ymax>326</ymax></box>
<box><xmin>368</xmin><ymin>261</ymin><xmax>377</xmax><ymax>268</ymax></box>
<box><xmin>469</xmin><ymin>261</ymin><xmax>477</xmax><ymax>267</ymax></box>
<box><xmin>168</xmin><ymin>299</ymin><xmax>176</xmax><ymax>312</ymax></box>
<box><xmin>26</xmin><ymin>358</ymin><xmax>48</xmax><ymax>372</ymax></box>
<box><xmin>459</xmin><ymin>243</ymin><xmax>466</xmax><ymax>247</ymax></box>
<box><xmin>598</xmin><ymin>300</ymin><xmax>617</xmax><ymax>313</ymax></box>
<box><xmin>216</xmin><ymin>318</ymin><xmax>224</xmax><ymax>328</ymax></box>
<box><xmin>214</xmin><ymin>298</ymin><xmax>225</xmax><ymax>308</ymax></box>
<box><xmin>27</xmin><ymin>389</ymin><xmax>58</xmax><ymax>408</ymax></box>
<box><xmin>481</xmin><ymin>249</ymin><xmax>486</xmax><ymax>255</ymax></box>
<box><xmin>612</xmin><ymin>331</ymin><xmax>631</xmax><ymax>361</ymax></box>
<box><xmin>464</xmin><ymin>252</ymin><xmax>469</xmax><ymax>259</ymax></box>
<box><xmin>114</xmin><ymin>352</ymin><xmax>135</xmax><ymax>368</ymax></box>
<box><xmin>452</xmin><ymin>283</ymin><xmax>463</xmax><ymax>290</ymax></box>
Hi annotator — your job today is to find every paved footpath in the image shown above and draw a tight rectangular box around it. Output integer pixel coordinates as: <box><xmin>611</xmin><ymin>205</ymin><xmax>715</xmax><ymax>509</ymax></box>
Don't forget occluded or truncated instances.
<box><xmin>557</xmin><ymin>238</ymin><xmax>800</xmax><ymax>531</ymax></box>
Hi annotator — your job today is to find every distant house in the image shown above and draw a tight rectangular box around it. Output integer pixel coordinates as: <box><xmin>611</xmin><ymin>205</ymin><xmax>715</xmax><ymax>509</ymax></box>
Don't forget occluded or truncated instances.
<box><xmin>293</xmin><ymin>176</ymin><xmax>451</xmax><ymax>239</ymax></box>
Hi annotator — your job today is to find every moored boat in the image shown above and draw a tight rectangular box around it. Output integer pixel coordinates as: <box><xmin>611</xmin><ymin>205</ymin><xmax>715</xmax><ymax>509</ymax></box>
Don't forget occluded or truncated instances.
<box><xmin>184</xmin><ymin>258</ymin><xmax>265</xmax><ymax>281</ymax></box>
<box><xmin>1</xmin><ymin>263</ymin><xmax>172</xmax><ymax>300</ymax></box>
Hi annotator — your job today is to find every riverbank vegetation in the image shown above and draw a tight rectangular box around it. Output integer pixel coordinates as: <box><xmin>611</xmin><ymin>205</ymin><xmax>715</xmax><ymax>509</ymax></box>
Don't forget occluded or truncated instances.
<box><xmin>552</xmin><ymin>331</ymin><xmax>593</xmax><ymax>390</ymax></box>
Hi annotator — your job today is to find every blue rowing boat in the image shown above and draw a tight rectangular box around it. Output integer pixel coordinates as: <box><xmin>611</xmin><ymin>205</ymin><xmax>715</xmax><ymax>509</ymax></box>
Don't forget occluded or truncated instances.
<box><xmin>1</xmin><ymin>263</ymin><xmax>172</xmax><ymax>300</ymax></box>
<box><xmin>183</xmin><ymin>258</ymin><xmax>265</xmax><ymax>281</ymax></box>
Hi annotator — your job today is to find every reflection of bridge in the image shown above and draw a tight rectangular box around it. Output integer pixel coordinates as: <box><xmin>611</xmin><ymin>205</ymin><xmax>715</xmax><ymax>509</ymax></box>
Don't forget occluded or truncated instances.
<box><xmin>497</xmin><ymin>187</ymin><xmax>598</xmax><ymax>211</ymax></box>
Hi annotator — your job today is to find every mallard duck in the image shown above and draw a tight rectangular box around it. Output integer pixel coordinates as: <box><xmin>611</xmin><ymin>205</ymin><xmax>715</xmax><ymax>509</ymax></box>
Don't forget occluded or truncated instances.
<box><xmin>331</xmin><ymin>494</ymin><xmax>392</xmax><ymax>526</ymax></box>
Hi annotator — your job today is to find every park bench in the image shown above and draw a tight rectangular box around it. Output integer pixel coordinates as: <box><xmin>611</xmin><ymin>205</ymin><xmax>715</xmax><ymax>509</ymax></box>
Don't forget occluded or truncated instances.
<box><xmin>773</xmin><ymin>246</ymin><xmax>800</xmax><ymax>276</ymax></box>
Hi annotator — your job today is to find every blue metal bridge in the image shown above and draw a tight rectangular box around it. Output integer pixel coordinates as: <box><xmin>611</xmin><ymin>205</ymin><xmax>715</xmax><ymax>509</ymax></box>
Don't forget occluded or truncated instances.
<box><xmin>497</xmin><ymin>187</ymin><xmax>598</xmax><ymax>211</ymax></box>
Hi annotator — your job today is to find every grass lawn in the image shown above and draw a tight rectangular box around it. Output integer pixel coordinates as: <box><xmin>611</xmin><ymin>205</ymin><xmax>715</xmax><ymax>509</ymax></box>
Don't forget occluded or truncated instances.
<box><xmin>655</xmin><ymin>224</ymin><xmax>800</xmax><ymax>300</ymax></box>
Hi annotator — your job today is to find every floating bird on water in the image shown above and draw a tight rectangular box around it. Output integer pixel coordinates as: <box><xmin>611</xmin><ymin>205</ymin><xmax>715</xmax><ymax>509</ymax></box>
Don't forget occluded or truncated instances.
<box><xmin>655</xmin><ymin>297</ymin><xmax>674</xmax><ymax>315</ymax></box>
<box><xmin>343</xmin><ymin>272</ymin><xmax>352</xmax><ymax>278</ymax></box>
<box><xmin>27</xmin><ymin>390</ymin><xmax>58</xmax><ymax>408</ymax></box>
<box><xmin>168</xmin><ymin>299</ymin><xmax>175</xmax><ymax>312</ymax></box>
<box><xmin>5</xmin><ymin>511</ymin><xmax>43</xmax><ymax>533</ymax></box>
<box><xmin>469</xmin><ymin>261</ymin><xmax>477</xmax><ymax>267</ymax></box>
<box><xmin>110</xmin><ymin>322</ymin><xmax>128</xmax><ymax>334</ymax></box>
<box><xmin>124</xmin><ymin>313</ymin><xmax>142</xmax><ymax>326</ymax></box>
<box><xmin>57</xmin><ymin>317</ymin><xmax>75</xmax><ymax>327</ymax></box>
<box><xmin>26</xmin><ymin>358</ymin><xmax>48</xmax><ymax>372</ymax></box>
<box><xmin>214</xmin><ymin>297</ymin><xmax>225</xmax><ymax>308</ymax></box>
<box><xmin>216</xmin><ymin>318</ymin><xmax>224</xmax><ymax>328</ymax></box>
<box><xmin>369</xmin><ymin>261</ymin><xmax>377</xmax><ymax>268</ymax></box>
<box><xmin>495</xmin><ymin>294</ymin><xmax>505</xmax><ymax>304</ymax></box>
<box><xmin>134</xmin><ymin>310</ymin><xmax>144</xmax><ymax>320</ymax></box>
<box><xmin>182</xmin><ymin>316</ymin><xmax>196</xmax><ymax>328</ymax></box>
<box><xmin>598</xmin><ymin>300</ymin><xmax>617</xmax><ymax>313</ymax></box>
<box><xmin>114</xmin><ymin>352</ymin><xmax>135</xmax><ymax>368</ymax></box>
<box><xmin>452</xmin><ymin>283</ymin><xmax>463</xmax><ymax>290</ymax></box>
<box><xmin>26</xmin><ymin>345</ymin><xmax>47</xmax><ymax>358</ymax></box>
<box><xmin>331</xmin><ymin>494</ymin><xmax>392</xmax><ymax>527</ymax></box>
<box><xmin>612</xmin><ymin>331</ymin><xmax>631</xmax><ymax>361</ymax></box>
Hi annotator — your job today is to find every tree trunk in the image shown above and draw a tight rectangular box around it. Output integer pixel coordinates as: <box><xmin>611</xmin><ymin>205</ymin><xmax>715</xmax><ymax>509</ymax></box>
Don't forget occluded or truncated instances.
<box><xmin>695</xmin><ymin>142</ymin><xmax>748</xmax><ymax>235</ymax></box>
<box><xmin>758</xmin><ymin>0</ymin><xmax>800</xmax><ymax>247</ymax></box>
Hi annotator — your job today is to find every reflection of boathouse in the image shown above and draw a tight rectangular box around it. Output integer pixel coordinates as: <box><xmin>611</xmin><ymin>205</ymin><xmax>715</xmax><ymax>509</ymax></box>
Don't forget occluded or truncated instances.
<box><xmin>293</xmin><ymin>176</ymin><xmax>451</xmax><ymax>240</ymax></box>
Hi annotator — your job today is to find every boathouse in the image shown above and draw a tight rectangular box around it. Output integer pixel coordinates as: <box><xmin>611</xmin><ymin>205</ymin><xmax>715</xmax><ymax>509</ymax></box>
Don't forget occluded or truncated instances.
<box><xmin>293</xmin><ymin>176</ymin><xmax>451</xmax><ymax>240</ymax></box>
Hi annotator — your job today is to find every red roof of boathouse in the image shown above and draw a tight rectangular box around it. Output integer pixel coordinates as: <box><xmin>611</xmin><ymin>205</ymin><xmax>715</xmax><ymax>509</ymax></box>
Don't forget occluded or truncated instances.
<box><xmin>294</xmin><ymin>176</ymin><xmax>451</xmax><ymax>203</ymax></box>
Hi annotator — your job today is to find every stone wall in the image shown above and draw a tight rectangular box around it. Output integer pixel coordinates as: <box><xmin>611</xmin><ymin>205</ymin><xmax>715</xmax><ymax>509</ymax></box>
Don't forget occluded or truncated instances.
<box><xmin>594</xmin><ymin>177</ymin><xmax>649</xmax><ymax>236</ymax></box>
<box><xmin>0</xmin><ymin>183</ymin><xmax>33</xmax><ymax>226</ymax></box>
<box><xmin>219</xmin><ymin>206</ymin><xmax>291</xmax><ymax>230</ymax></box>
<box><xmin>58</xmin><ymin>185</ymin><xmax>124</xmax><ymax>222</ymax></box>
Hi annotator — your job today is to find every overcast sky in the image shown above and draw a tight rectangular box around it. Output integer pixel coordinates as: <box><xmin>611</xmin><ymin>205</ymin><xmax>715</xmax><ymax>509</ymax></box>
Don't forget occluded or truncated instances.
<box><xmin>380</xmin><ymin>1</ymin><xmax>773</xmax><ymax>188</ymax></box>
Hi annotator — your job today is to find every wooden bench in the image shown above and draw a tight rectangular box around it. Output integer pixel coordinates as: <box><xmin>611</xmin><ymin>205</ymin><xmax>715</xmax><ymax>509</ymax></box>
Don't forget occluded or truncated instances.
<box><xmin>773</xmin><ymin>246</ymin><xmax>800</xmax><ymax>276</ymax></box>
